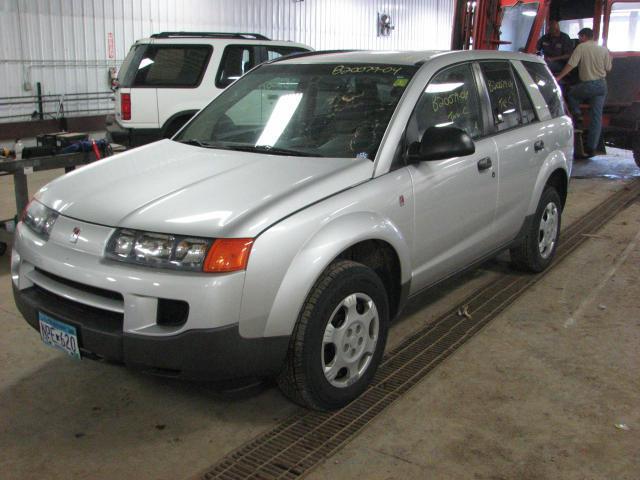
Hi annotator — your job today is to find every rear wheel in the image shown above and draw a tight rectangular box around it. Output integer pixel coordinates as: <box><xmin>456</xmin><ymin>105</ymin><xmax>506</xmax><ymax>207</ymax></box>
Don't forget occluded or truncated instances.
<box><xmin>277</xmin><ymin>260</ymin><xmax>389</xmax><ymax>411</ymax></box>
<box><xmin>163</xmin><ymin>116</ymin><xmax>192</xmax><ymax>139</ymax></box>
<box><xmin>633</xmin><ymin>137</ymin><xmax>640</xmax><ymax>169</ymax></box>
<box><xmin>510</xmin><ymin>187</ymin><xmax>562</xmax><ymax>273</ymax></box>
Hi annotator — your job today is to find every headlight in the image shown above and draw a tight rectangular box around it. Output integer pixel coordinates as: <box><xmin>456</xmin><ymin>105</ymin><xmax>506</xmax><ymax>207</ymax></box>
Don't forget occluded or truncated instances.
<box><xmin>22</xmin><ymin>200</ymin><xmax>59</xmax><ymax>240</ymax></box>
<box><xmin>105</xmin><ymin>229</ymin><xmax>253</xmax><ymax>272</ymax></box>
<box><xmin>106</xmin><ymin>229</ymin><xmax>211</xmax><ymax>271</ymax></box>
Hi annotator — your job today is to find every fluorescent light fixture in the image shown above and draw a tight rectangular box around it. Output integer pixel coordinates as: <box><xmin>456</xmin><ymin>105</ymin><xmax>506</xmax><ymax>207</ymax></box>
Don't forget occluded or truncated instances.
<box><xmin>522</xmin><ymin>10</ymin><xmax>537</xmax><ymax>16</ymax></box>
<box><xmin>256</xmin><ymin>93</ymin><xmax>303</xmax><ymax>147</ymax></box>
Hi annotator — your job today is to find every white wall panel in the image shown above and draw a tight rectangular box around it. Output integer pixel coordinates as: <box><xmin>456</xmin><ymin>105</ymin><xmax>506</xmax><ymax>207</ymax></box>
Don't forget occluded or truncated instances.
<box><xmin>0</xmin><ymin>0</ymin><xmax>453</xmax><ymax>122</ymax></box>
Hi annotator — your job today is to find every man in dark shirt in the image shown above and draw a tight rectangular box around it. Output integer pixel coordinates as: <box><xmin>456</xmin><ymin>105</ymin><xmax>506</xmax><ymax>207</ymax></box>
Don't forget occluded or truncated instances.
<box><xmin>536</xmin><ymin>20</ymin><xmax>574</xmax><ymax>74</ymax></box>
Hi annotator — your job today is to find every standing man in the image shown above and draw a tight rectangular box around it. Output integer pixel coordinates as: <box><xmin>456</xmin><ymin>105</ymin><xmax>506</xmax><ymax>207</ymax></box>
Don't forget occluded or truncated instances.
<box><xmin>556</xmin><ymin>28</ymin><xmax>612</xmax><ymax>157</ymax></box>
<box><xmin>536</xmin><ymin>20</ymin><xmax>574</xmax><ymax>74</ymax></box>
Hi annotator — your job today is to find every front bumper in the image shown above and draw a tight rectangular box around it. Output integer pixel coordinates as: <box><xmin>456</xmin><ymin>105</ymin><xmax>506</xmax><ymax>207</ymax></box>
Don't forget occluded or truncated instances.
<box><xmin>11</xmin><ymin>219</ymin><xmax>289</xmax><ymax>381</ymax></box>
<box><xmin>13</xmin><ymin>284</ymin><xmax>289</xmax><ymax>380</ymax></box>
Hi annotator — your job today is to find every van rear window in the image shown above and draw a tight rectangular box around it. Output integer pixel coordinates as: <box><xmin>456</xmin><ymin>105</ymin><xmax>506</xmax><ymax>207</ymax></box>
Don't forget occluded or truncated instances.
<box><xmin>118</xmin><ymin>44</ymin><xmax>212</xmax><ymax>88</ymax></box>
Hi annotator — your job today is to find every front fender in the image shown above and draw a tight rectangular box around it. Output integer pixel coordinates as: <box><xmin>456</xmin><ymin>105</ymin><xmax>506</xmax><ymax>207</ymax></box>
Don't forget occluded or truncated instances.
<box><xmin>239</xmin><ymin>210</ymin><xmax>411</xmax><ymax>339</ymax></box>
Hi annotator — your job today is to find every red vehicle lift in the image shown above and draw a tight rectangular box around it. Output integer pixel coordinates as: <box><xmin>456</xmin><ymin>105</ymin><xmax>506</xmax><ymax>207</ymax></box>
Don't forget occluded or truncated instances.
<box><xmin>451</xmin><ymin>0</ymin><xmax>640</xmax><ymax>167</ymax></box>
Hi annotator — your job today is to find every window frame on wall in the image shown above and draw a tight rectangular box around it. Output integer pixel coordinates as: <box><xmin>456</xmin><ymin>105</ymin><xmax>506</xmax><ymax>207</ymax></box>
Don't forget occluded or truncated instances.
<box><xmin>605</xmin><ymin>1</ymin><xmax>640</xmax><ymax>51</ymax></box>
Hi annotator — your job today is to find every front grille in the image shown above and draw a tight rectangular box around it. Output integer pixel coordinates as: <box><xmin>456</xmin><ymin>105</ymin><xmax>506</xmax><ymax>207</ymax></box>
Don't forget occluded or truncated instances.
<box><xmin>31</xmin><ymin>285</ymin><xmax>123</xmax><ymax>329</ymax></box>
<box><xmin>35</xmin><ymin>268</ymin><xmax>123</xmax><ymax>302</ymax></box>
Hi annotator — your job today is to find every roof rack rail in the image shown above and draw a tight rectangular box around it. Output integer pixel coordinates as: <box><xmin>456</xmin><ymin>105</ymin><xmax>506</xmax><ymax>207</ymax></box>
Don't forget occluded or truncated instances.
<box><xmin>150</xmin><ymin>32</ymin><xmax>270</xmax><ymax>40</ymax></box>
<box><xmin>268</xmin><ymin>49</ymin><xmax>361</xmax><ymax>63</ymax></box>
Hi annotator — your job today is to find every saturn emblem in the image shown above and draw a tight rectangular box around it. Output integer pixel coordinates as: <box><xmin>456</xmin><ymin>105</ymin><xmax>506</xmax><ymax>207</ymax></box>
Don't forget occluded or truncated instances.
<box><xmin>69</xmin><ymin>227</ymin><xmax>81</xmax><ymax>244</ymax></box>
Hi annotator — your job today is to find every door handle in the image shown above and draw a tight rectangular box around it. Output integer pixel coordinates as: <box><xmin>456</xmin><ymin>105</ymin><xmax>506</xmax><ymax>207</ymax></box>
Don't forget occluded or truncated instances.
<box><xmin>534</xmin><ymin>140</ymin><xmax>545</xmax><ymax>152</ymax></box>
<box><xmin>477</xmin><ymin>157</ymin><xmax>492</xmax><ymax>171</ymax></box>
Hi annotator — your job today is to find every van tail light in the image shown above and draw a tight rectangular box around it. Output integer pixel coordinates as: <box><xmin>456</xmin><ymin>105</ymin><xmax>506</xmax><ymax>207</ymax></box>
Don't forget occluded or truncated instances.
<box><xmin>121</xmin><ymin>93</ymin><xmax>131</xmax><ymax>120</ymax></box>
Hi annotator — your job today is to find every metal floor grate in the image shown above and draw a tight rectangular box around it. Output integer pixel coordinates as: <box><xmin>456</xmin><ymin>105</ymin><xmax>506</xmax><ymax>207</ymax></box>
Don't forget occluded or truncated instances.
<box><xmin>192</xmin><ymin>180</ymin><xmax>640</xmax><ymax>480</ymax></box>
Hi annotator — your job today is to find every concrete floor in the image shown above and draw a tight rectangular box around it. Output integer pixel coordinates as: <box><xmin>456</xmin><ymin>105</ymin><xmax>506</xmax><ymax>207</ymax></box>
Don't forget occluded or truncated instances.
<box><xmin>0</xmin><ymin>150</ymin><xmax>638</xmax><ymax>479</ymax></box>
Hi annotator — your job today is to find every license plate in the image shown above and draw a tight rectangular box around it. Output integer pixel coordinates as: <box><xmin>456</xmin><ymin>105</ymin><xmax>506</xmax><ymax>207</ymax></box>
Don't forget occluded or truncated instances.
<box><xmin>38</xmin><ymin>312</ymin><xmax>81</xmax><ymax>360</ymax></box>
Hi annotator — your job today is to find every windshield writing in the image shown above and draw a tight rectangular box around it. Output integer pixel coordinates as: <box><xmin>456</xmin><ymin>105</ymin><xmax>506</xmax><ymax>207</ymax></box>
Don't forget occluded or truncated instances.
<box><xmin>175</xmin><ymin>63</ymin><xmax>416</xmax><ymax>159</ymax></box>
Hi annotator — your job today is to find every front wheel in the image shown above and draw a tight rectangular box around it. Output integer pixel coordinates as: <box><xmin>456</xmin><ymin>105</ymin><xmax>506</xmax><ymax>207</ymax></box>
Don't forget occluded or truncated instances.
<box><xmin>510</xmin><ymin>187</ymin><xmax>562</xmax><ymax>273</ymax></box>
<box><xmin>277</xmin><ymin>260</ymin><xmax>389</xmax><ymax>411</ymax></box>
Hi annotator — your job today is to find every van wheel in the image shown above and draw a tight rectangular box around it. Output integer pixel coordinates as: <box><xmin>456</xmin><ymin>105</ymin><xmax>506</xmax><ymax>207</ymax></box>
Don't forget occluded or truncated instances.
<box><xmin>510</xmin><ymin>187</ymin><xmax>562</xmax><ymax>273</ymax></box>
<box><xmin>163</xmin><ymin>116</ymin><xmax>191</xmax><ymax>139</ymax></box>
<box><xmin>277</xmin><ymin>260</ymin><xmax>389</xmax><ymax>411</ymax></box>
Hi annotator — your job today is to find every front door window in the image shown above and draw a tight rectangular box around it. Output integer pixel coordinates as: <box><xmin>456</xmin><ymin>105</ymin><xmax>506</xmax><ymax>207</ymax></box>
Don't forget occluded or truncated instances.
<box><xmin>407</xmin><ymin>63</ymin><xmax>483</xmax><ymax>143</ymax></box>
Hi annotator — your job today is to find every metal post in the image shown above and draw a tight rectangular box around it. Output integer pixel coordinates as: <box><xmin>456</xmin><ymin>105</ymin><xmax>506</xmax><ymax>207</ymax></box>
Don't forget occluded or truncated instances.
<box><xmin>14</xmin><ymin>169</ymin><xmax>29</xmax><ymax>216</ymax></box>
<box><xmin>36</xmin><ymin>82</ymin><xmax>44</xmax><ymax>120</ymax></box>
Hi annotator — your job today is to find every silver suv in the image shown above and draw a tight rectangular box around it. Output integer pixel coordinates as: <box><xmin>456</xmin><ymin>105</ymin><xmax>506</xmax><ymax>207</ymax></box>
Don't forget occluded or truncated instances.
<box><xmin>12</xmin><ymin>50</ymin><xmax>572</xmax><ymax>410</ymax></box>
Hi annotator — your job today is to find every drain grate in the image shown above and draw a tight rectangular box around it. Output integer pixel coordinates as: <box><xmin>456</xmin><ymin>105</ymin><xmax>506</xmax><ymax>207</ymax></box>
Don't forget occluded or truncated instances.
<box><xmin>192</xmin><ymin>180</ymin><xmax>640</xmax><ymax>480</ymax></box>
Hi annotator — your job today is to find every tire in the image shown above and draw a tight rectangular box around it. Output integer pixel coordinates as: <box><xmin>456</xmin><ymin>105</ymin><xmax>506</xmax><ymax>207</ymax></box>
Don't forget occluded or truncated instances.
<box><xmin>510</xmin><ymin>187</ymin><xmax>562</xmax><ymax>273</ymax></box>
<box><xmin>277</xmin><ymin>260</ymin><xmax>389</xmax><ymax>411</ymax></box>
<box><xmin>633</xmin><ymin>137</ymin><xmax>640</xmax><ymax>169</ymax></box>
<box><xmin>0</xmin><ymin>242</ymin><xmax>6</xmax><ymax>256</ymax></box>
<box><xmin>163</xmin><ymin>116</ymin><xmax>191</xmax><ymax>139</ymax></box>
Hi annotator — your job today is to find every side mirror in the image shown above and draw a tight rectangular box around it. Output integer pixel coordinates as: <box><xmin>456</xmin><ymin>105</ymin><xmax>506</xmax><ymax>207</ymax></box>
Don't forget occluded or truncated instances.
<box><xmin>410</xmin><ymin>126</ymin><xmax>475</xmax><ymax>162</ymax></box>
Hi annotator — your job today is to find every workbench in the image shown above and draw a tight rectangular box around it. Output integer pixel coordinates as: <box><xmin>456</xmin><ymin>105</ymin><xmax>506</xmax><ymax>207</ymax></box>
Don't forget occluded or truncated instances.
<box><xmin>0</xmin><ymin>151</ymin><xmax>99</xmax><ymax>255</ymax></box>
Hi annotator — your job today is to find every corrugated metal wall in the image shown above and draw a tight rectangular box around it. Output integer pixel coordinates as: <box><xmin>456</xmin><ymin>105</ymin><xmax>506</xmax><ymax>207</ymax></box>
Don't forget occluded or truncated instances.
<box><xmin>0</xmin><ymin>0</ymin><xmax>454</xmax><ymax>123</ymax></box>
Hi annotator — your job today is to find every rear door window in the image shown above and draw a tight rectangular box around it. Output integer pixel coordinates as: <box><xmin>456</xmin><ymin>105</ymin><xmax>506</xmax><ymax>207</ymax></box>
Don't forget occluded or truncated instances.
<box><xmin>479</xmin><ymin>62</ymin><xmax>522</xmax><ymax>131</ymax></box>
<box><xmin>523</xmin><ymin>61</ymin><xmax>565</xmax><ymax>118</ymax></box>
<box><xmin>125</xmin><ymin>45</ymin><xmax>212</xmax><ymax>88</ymax></box>
<box><xmin>216</xmin><ymin>45</ymin><xmax>258</xmax><ymax>88</ymax></box>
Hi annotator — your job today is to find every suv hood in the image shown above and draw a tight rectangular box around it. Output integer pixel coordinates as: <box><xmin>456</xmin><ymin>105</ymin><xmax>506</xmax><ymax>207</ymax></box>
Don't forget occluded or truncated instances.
<box><xmin>36</xmin><ymin>140</ymin><xmax>373</xmax><ymax>238</ymax></box>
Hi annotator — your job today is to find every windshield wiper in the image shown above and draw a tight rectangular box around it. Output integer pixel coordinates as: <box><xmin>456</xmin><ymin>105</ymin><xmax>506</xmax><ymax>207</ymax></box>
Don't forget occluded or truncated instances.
<box><xmin>177</xmin><ymin>139</ymin><xmax>217</xmax><ymax>148</ymax></box>
<box><xmin>220</xmin><ymin>144</ymin><xmax>319</xmax><ymax>157</ymax></box>
<box><xmin>178</xmin><ymin>140</ymin><xmax>319</xmax><ymax>157</ymax></box>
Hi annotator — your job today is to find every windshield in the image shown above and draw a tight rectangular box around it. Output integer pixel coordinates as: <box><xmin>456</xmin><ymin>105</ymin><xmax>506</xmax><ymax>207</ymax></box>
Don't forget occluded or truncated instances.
<box><xmin>175</xmin><ymin>63</ymin><xmax>417</xmax><ymax>159</ymax></box>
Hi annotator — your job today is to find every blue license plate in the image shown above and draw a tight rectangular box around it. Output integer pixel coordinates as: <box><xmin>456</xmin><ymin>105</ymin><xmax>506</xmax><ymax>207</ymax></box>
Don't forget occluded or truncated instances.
<box><xmin>38</xmin><ymin>312</ymin><xmax>81</xmax><ymax>360</ymax></box>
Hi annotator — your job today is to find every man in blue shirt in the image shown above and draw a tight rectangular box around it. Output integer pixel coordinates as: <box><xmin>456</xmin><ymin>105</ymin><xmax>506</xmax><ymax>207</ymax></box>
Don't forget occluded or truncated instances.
<box><xmin>536</xmin><ymin>20</ymin><xmax>574</xmax><ymax>74</ymax></box>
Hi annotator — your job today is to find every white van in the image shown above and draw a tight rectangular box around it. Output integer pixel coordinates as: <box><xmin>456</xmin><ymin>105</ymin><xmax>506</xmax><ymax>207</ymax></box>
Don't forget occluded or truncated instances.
<box><xmin>106</xmin><ymin>32</ymin><xmax>311</xmax><ymax>147</ymax></box>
